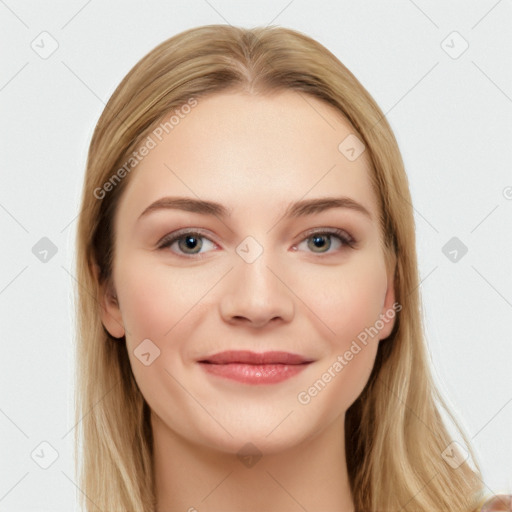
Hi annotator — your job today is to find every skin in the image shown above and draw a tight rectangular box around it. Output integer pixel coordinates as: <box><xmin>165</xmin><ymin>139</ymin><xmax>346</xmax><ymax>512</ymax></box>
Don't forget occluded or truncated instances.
<box><xmin>98</xmin><ymin>90</ymin><xmax>396</xmax><ymax>512</ymax></box>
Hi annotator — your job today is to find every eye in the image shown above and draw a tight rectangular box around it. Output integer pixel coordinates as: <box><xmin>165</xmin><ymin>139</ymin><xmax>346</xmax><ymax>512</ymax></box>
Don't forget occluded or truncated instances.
<box><xmin>157</xmin><ymin>227</ymin><xmax>356</xmax><ymax>258</ymax></box>
<box><xmin>294</xmin><ymin>228</ymin><xmax>355</xmax><ymax>254</ymax></box>
<box><xmin>157</xmin><ymin>230</ymin><xmax>217</xmax><ymax>257</ymax></box>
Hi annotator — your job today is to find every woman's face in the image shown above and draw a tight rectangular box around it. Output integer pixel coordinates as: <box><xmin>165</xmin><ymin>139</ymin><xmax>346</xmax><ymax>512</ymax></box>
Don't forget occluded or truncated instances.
<box><xmin>99</xmin><ymin>90</ymin><xmax>396</xmax><ymax>455</ymax></box>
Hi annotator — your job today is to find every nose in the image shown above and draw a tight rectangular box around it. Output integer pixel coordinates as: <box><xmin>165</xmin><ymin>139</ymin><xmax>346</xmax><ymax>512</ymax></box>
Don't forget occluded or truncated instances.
<box><xmin>219</xmin><ymin>253</ymin><xmax>295</xmax><ymax>328</ymax></box>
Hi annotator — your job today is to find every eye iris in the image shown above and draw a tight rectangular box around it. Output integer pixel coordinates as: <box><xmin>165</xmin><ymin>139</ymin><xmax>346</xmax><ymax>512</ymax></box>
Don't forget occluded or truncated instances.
<box><xmin>178</xmin><ymin>235</ymin><xmax>202</xmax><ymax>253</ymax></box>
<box><xmin>308</xmin><ymin>234</ymin><xmax>331</xmax><ymax>253</ymax></box>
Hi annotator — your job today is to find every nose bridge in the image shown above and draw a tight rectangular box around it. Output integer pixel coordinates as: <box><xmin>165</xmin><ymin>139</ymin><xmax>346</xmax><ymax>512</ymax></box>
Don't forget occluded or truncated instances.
<box><xmin>219</xmin><ymin>237</ymin><xmax>295</xmax><ymax>326</ymax></box>
<box><xmin>237</xmin><ymin>247</ymin><xmax>278</xmax><ymax>294</ymax></box>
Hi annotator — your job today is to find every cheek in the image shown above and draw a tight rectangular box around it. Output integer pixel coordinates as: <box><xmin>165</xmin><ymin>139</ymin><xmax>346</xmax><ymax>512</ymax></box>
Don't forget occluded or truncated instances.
<box><xmin>113</xmin><ymin>255</ymin><xmax>222</xmax><ymax>394</ymax></box>
<box><xmin>118</xmin><ymin>276</ymin><xmax>169</xmax><ymax>341</ymax></box>
<box><xmin>296</xmin><ymin>256</ymin><xmax>388</xmax><ymax>405</ymax></box>
<box><xmin>113</xmin><ymin>257</ymin><xmax>200</xmax><ymax>416</ymax></box>
<box><xmin>115</xmin><ymin>255</ymin><xmax>212</xmax><ymax>341</ymax></box>
<box><xmin>303</xmin><ymin>255</ymin><xmax>389</xmax><ymax>349</ymax></box>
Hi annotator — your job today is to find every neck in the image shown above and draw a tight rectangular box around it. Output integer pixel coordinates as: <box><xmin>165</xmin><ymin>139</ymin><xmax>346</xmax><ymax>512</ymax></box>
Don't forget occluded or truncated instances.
<box><xmin>152</xmin><ymin>413</ymin><xmax>355</xmax><ymax>512</ymax></box>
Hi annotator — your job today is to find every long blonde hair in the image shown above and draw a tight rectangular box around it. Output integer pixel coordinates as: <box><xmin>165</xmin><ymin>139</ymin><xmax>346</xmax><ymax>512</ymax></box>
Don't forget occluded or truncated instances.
<box><xmin>74</xmin><ymin>24</ymin><xmax>489</xmax><ymax>511</ymax></box>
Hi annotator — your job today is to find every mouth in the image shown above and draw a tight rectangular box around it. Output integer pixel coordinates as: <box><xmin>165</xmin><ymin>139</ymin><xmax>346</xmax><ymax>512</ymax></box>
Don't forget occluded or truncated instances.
<box><xmin>197</xmin><ymin>350</ymin><xmax>314</xmax><ymax>385</ymax></box>
<box><xmin>199</xmin><ymin>350</ymin><xmax>313</xmax><ymax>365</ymax></box>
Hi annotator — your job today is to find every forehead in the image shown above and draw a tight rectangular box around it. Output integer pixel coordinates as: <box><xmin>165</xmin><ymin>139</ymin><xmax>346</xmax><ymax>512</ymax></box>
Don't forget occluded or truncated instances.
<box><xmin>116</xmin><ymin>90</ymin><xmax>379</xmax><ymax>226</ymax></box>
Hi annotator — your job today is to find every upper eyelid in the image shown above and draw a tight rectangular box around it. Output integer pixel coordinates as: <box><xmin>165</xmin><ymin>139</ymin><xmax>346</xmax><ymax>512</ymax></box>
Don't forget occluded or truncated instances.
<box><xmin>157</xmin><ymin>228</ymin><xmax>218</xmax><ymax>247</ymax></box>
<box><xmin>300</xmin><ymin>227</ymin><xmax>353</xmax><ymax>241</ymax></box>
<box><xmin>157</xmin><ymin>227</ymin><xmax>355</xmax><ymax>252</ymax></box>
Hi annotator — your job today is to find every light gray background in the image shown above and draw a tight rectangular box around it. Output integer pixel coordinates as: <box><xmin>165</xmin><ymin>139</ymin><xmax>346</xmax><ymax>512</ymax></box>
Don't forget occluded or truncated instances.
<box><xmin>1</xmin><ymin>1</ymin><xmax>511</xmax><ymax>510</ymax></box>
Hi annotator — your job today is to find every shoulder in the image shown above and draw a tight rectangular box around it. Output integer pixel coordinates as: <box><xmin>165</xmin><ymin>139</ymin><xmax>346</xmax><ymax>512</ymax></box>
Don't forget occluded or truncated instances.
<box><xmin>479</xmin><ymin>494</ymin><xmax>512</xmax><ymax>511</ymax></box>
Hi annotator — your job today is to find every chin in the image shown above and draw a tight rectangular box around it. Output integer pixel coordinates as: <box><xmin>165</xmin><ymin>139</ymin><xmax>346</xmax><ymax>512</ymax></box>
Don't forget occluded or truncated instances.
<box><xmin>194</xmin><ymin>422</ymin><xmax>315</xmax><ymax>458</ymax></box>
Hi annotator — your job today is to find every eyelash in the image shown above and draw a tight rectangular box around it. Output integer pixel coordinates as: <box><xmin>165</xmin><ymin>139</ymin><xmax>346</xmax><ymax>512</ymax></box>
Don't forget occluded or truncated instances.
<box><xmin>157</xmin><ymin>228</ymin><xmax>356</xmax><ymax>258</ymax></box>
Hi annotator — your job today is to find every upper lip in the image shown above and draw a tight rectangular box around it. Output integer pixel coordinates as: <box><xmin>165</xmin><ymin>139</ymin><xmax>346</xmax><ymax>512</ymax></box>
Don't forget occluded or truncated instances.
<box><xmin>199</xmin><ymin>350</ymin><xmax>313</xmax><ymax>365</ymax></box>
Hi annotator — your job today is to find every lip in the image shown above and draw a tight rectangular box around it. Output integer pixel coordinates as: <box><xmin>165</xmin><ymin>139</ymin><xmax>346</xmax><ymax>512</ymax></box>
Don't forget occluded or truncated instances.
<box><xmin>198</xmin><ymin>350</ymin><xmax>314</xmax><ymax>385</ymax></box>
<box><xmin>200</xmin><ymin>350</ymin><xmax>312</xmax><ymax>365</ymax></box>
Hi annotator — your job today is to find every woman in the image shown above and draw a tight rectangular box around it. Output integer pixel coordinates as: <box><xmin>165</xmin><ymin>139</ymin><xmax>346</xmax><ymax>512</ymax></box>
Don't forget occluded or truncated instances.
<box><xmin>74</xmin><ymin>24</ymin><xmax>505</xmax><ymax>511</ymax></box>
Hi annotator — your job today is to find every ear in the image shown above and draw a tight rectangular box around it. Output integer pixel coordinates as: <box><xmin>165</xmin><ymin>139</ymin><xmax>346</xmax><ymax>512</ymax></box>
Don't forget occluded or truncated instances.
<box><xmin>92</xmin><ymin>263</ymin><xmax>125</xmax><ymax>339</ymax></box>
<box><xmin>378</xmin><ymin>262</ymin><xmax>398</xmax><ymax>341</ymax></box>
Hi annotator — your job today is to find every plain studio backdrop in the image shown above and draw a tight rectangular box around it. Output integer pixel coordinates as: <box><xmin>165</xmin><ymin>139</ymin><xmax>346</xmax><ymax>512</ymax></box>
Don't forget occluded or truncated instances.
<box><xmin>1</xmin><ymin>1</ymin><xmax>511</xmax><ymax>510</ymax></box>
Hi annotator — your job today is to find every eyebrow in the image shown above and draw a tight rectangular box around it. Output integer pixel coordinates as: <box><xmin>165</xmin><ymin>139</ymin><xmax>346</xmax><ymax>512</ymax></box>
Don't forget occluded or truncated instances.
<box><xmin>137</xmin><ymin>196</ymin><xmax>372</xmax><ymax>221</ymax></box>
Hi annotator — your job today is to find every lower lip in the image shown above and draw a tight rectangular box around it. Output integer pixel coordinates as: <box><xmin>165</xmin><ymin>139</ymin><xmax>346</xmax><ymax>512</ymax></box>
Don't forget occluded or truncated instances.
<box><xmin>199</xmin><ymin>362</ymin><xmax>310</xmax><ymax>384</ymax></box>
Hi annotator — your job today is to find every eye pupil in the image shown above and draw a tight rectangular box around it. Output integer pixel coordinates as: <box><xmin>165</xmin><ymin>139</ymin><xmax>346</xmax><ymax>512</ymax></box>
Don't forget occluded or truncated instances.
<box><xmin>179</xmin><ymin>236</ymin><xmax>201</xmax><ymax>253</ymax></box>
<box><xmin>308</xmin><ymin>234</ymin><xmax>331</xmax><ymax>252</ymax></box>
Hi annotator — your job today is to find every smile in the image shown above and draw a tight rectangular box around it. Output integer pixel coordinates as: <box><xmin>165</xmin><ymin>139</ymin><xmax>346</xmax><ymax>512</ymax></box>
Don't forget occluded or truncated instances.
<box><xmin>197</xmin><ymin>350</ymin><xmax>314</xmax><ymax>385</ymax></box>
